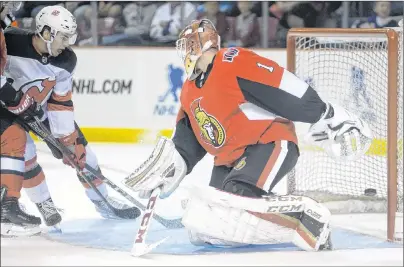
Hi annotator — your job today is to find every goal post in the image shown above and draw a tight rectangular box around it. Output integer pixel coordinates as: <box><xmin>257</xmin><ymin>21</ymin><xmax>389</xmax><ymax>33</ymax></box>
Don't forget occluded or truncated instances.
<box><xmin>286</xmin><ymin>28</ymin><xmax>403</xmax><ymax>242</ymax></box>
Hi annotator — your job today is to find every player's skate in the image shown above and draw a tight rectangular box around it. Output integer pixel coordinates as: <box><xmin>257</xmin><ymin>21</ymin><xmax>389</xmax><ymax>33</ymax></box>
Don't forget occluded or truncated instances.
<box><xmin>36</xmin><ymin>197</ymin><xmax>62</xmax><ymax>229</ymax></box>
<box><xmin>1</xmin><ymin>197</ymin><xmax>42</xmax><ymax>237</ymax></box>
<box><xmin>92</xmin><ymin>195</ymin><xmax>139</xmax><ymax>220</ymax></box>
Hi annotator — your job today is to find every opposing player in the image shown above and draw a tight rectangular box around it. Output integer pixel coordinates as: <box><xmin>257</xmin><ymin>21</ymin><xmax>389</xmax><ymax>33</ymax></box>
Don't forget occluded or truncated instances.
<box><xmin>0</xmin><ymin>1</ymin><xmax>43</xmax><ymax>237</ymax></box>
<box><xmin>1</xmin><ymin>5</ymin><xmax>139</xmax><ymax>236</ymax></box>
<box><xmin>124</xmin><ymin>19</ymin><xmax>372</xmax><ymax>251</ymax></box>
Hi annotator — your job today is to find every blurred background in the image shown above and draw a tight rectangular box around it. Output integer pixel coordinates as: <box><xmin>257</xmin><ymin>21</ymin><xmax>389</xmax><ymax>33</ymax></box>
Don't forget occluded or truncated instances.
<box><xmin>10</xmin><ymin>1</ymin><xmax>404</xmax><ymax>48</ymax></box>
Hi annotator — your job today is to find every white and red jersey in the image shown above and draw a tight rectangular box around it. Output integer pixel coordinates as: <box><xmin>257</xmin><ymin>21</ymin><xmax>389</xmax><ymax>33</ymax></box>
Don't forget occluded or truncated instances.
<box><xmin>4</xmin><ymin>27</ymin><xmax>77</xmax><ymax>138</ymax></box>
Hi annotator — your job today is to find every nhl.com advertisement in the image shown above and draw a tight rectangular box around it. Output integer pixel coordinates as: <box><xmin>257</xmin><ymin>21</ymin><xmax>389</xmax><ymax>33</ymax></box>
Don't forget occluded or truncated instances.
<box><xmin>72</xmin><ymin>78</ymin><xmax>132</xmax><ymax>95</ymax></box>
<box><xmin>70</xmin><ymin>48</ymin><xmax>186</xmax><ymax>133</ymax></box>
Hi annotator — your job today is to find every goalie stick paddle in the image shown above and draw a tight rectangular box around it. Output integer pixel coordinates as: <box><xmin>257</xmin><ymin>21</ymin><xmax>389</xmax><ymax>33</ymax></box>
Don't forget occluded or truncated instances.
<box><xmin>21</xmin><ymin>117</ymin><xmax>141</xmax><ymax>220</ymax></box>
<box><xmin>131</xmin><ymin>187</ymin><xmax>169</xmax><ymax>257</ymax></box>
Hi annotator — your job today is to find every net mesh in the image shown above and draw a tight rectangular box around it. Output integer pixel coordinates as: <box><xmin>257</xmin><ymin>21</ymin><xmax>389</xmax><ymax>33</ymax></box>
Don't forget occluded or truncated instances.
<box><xmin>287</xmin><ymin>28</ymin><xmax>403</xmax><ymax>218</ymax></box>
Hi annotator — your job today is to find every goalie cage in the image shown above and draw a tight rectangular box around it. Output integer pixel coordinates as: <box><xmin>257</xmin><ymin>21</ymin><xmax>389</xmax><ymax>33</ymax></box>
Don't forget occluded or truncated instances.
<box><xmin>286</xmin><ymin>27</ymin><xmax>403</xmax><ymax>243</ymax></box>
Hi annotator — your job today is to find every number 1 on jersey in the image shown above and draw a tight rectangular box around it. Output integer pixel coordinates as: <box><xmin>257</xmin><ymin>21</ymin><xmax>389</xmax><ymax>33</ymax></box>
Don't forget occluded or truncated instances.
<box><xmin>257</xmin><ymin>62</ymin><xmax>274</xmax><ymax>73</ymax></box>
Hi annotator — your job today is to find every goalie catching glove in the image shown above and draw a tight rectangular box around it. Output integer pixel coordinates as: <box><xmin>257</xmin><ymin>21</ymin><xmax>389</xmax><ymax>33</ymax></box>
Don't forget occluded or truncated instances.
<box><xmin>305</xmin><ymin>102</ymin><xmax>372</xmax><ymax>161</ymax></box>
<box><xmin>123</xmin><ymin>137</ymin><xmax>187</xmax><ymax>199</ymax></box>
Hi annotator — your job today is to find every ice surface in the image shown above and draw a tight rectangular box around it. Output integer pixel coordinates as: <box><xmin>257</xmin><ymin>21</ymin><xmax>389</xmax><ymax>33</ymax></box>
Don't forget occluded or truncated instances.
<box><xmin>1</xmin><ymin>143</ymin><xmax>403</xmax><ymax>266</ymax></box>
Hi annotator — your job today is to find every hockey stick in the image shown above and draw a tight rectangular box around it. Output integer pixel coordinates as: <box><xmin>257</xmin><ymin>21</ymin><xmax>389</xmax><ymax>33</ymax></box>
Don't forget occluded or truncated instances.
<box><xmin>33</xmin><ymin>141</ymin><xmax>183</xmax><ymax>228</ymax></box>
<box><xmin>20</xmin><ymin>117</ymin><xmax>141</xmax><ymax>220</ymax></box>
<box><xmin>20</xmin><ymin>117</ymin><xmax>183</xmax><ymax>228</ymax></box>
<box><xmin>131</xmin><ymin>187</ymin><xmax>169</xmax><ymax>257</ymax></box>
<box><xmin>84</xmin><ymin>164</ymin><xmax>184</xmax><ymax>229</ymax></box>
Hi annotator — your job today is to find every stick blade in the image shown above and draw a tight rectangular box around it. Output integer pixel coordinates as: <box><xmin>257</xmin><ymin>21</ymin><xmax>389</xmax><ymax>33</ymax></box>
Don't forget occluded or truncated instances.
<box><xmin>131</xmin><ymin>236</ymin><xmax>169</xmax><ymax>257</ymax></box>
<box><xmin>131</xmin><ymin>243</ymin><xmax>148</xmax><ymax>257</ymax></box>
<box><xmin>114</xmin><ymin>206</ymin><xmax>141</xmax><ymax>219</ymax></box>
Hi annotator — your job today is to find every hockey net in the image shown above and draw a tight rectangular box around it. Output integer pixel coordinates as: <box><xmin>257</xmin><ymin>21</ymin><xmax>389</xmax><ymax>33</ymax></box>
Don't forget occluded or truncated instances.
<box><xmin>286</xmin><ymin>27</ymin><xmax>403</xmax><ymax>242</ymax></box>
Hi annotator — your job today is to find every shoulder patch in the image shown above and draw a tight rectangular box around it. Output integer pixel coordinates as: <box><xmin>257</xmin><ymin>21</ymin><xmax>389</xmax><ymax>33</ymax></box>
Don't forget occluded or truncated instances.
<box><xmin>222</xmin><ymin>47</ymin><xmax>239</xmax><ymax>63</ymax></box>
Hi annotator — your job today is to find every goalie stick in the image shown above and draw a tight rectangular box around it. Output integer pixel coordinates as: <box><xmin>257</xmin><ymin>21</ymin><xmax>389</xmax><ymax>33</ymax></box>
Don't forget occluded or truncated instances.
<box><xmin>131</xmin><ymin>187</ymin><xmax>169</xmax><ymax>257</ymax></box>
<box><xmin>20</xmin><ymin>117</ymin><xmax>141</xmax><ymax>220</ymax></box>
<box><xmin>84</xmin><ymin>164</ymin><xmax>184</xmax><ymax>229</ymax></box>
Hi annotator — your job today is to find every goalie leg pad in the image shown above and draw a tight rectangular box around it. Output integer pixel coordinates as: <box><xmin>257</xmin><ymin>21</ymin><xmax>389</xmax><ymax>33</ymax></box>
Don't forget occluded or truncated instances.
<box><xmin>188</xmin><ymin>229</ymin><xmax>246</xmax><ymax>248</ymax></box>
<box><xmin>182</xmin><ymin>194</ymin><xmax>295</xmax><ymax>247</ymax></box>
<box><xmin>183</xmin><ymin>186</ymin><xmax>331</xmax><ymax>251</ymax></box>
<box><xmin>284</xmin><ymin>197</ymin><xmax>331</xmax><ymax>251</ymax></box>
<box><xmin>252</xmin><ymin>196</ymin><xmax>331</xmax><ymax>251</ymax></box>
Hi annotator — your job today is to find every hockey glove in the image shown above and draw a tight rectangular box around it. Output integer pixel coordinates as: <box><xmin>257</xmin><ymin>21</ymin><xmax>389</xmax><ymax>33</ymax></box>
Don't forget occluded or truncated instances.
<box><xmin>58</xmin><ymin>130</ymin><xmax>86</xmax><ymax>170</ymax></box>
<box><xmin>305</xmin><ymin>102</ymin><xmax>372</xmax><ymax>161</ymax></box>
<box><xmin>5</xmin><ymin>90</ymin><xmax>44</xmax><ymax>123</ymax></box>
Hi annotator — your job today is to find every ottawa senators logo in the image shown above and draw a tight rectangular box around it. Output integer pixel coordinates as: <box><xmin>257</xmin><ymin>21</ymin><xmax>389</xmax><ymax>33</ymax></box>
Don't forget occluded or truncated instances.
<box><xmin>19</xmin><ymin>78</ymin><xmax>56</xmax><ymax>105</ymax></box>
<box><xmin>191</xmin><ymin>98</ymin><xmax>226</xmax><ymax>148</ymax></box>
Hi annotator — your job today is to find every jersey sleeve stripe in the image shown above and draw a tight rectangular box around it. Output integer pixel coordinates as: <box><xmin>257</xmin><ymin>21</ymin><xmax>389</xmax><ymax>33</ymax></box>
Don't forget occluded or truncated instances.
<box><xmin>278</xmin><ymin>69</ymin><xmax>309</xmax><ymax>98</ymax></box>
